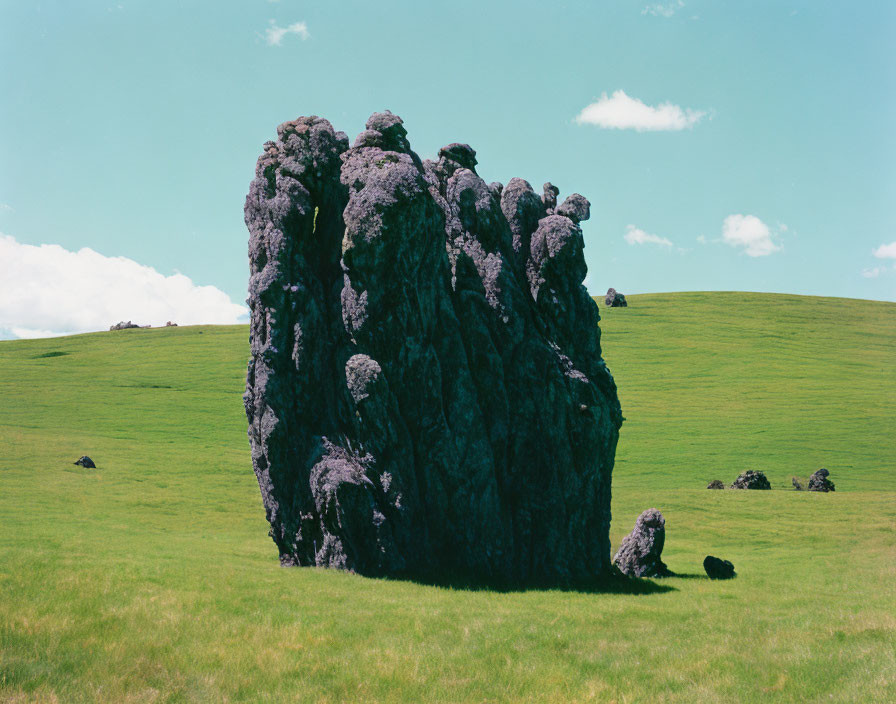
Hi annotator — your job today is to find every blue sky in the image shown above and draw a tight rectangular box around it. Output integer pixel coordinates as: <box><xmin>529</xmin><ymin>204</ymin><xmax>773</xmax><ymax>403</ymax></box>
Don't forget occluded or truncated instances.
<box><xmin>1</xmin><ymin>0</ymin><xmax>894</xmax><ymax>337</ymax></box>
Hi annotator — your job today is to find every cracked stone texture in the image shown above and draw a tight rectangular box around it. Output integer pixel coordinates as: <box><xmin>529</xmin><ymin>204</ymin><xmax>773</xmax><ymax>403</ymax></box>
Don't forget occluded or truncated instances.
<box><xmin>244</xmin><ymin>111</ymin><xmax>622</xmax><ymax>585</ymax></box>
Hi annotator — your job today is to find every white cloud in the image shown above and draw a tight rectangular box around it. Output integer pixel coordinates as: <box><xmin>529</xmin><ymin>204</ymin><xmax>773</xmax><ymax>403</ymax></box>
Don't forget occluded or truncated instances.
<box><xmin>873</xmin><ymin>241</ymin><xmax>896</xmax><ymax>260</ymax></box>
<box><xmin>264</xmin><ymin>20</ymin><xmax>309</xmax><ymax>46</ymax></box>
<box><xmin>0</xmin><ymin>234</ymin><xmax>246</xmax><ymax>339</ymax></box>
<box><xmin>0</xmin><ymin>203</ymin><xmax>12</xmax><ymax>213</ymax></box>
<box><xmin>696</xmin><ymin>234</ymin><xmax>707</xmax><ymax>244</ymax></box>
<box><xmin>861</xmin><ymin>266</ymin><xmax>885</xmax><ymax>279</ymax></box>
<box><xmin>642</xmin><ymin>1</ymin><xmax>684</xmax><ymax>17</ymax></box>
<box><xmin>721</xmin><ymin>214</ymin><xmax>782</xmax><ymax>257</ymax></box>
<box><xmin>575</xmin><ymin>90</ymin><xmax>706</xmax><ymax>131</ymax></box>
<box><xmin>625</xmin><ymin>225</ymin><xmax>674</xmax><ymax>248</ymax></box>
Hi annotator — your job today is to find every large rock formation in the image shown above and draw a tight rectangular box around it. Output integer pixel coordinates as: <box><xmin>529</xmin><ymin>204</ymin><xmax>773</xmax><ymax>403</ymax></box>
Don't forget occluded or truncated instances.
<box><xmin>243</xmin><ymin>111</ymin><xmax>622</xmax><ymax>585</ymax></box>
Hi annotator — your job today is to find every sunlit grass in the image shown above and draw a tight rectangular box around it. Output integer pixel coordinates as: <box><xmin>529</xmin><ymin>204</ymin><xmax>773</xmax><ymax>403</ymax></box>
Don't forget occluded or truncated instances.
<box><xmin>1</xmin><ymin>292</ymin><xmax>894</xmax><ymax>702</ymax></box>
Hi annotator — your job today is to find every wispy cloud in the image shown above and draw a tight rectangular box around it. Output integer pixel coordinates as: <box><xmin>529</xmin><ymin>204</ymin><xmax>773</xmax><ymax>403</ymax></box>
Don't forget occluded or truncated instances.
<box><xmin>642</xmin><ymin>1</ymin><xmax>684</xmax><ymax>18</ymax></box>
<box><xmin>0</xmin><ymin>233</ymin><xmax>246</xmax><ymax>339</ymax></box>
<box><xmin>575</xmin><ymin>90</ymin><xmax>706</xmax><ymax>131</ymax></box>
<box><xmin>861</xmin><ymin>266</ymin><xmax>885</xmax><ymax>279</ymax></box>
<box><xmin>0</xmin><ymin>203</ymin><xmax>12</xmax><ymax>213</ymax></box>
<box><xmin>264</xmin><ymin>20</ymin><xmax>309</xmax><ymax>46</ymax></box>
<box><xmin>721</xmin><ymin>214</ymin><xmax>782</xmax><ymax>257</ymax></box>
<box><xmin>624</xmin><ymin>225</ymin><xmax>674</xmax><ymax>248</ymax></box>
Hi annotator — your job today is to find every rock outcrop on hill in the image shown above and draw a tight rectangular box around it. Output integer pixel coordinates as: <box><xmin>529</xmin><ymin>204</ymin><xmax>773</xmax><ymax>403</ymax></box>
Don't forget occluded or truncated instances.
<box><xmin>808</xmin><ymin>468</ymin><xmax>835</xmax><ymax>492</ymax></box>
<box><xmin>110</xmin><ymin>321</ymin><xmax>140</xmax><ymax>330</ymax></box>
<box><xmin>613</xmin><ymin>509</ymin><xmax>670</xmax><ymax>578</ymax></box>
<box><xmin>243</xmin><ymin>111</ymin><xmax>622</xmax><ymax>585</ymax></box>
<box><xmin>605</xmin><ymin>288</ymin><xmax>627</xmax><ymax>307</ymax></box>
<box><xmin>730</xmin><ymin>470</ymin><xmax>771</xmax><ymax>490</ymax></box>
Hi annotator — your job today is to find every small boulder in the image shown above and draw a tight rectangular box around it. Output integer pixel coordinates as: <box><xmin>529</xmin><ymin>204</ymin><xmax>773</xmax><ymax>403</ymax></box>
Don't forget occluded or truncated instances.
<box><xmin>605</xmin><ymin>288</ymin><xmax>627</xmax><ymax>307</ymax></box>
<box><xmin>73</xmin><ymin>456</ymin><xmax>96</xmax><ymax>468</ymax></box>
<box><xmin>792</xmin><ymin>476</ymin><xmax>804</xmax><ymax>491</ymax></box>
<box><xmin>165</xmin><ymin>321</ymin><xmax>178</xmax><ymax>327</ymax></box>
<box><xmin>730</xmin><ymin>470</ymin><xmax>771</xmax><ymax>490</ymax></box>
<box><xmin>110</xmin><ymin>321</ymin><xmax>140</xmax><ymax>330</ymax></box>
<box><xmin>707</xmin><ymin>479</ymin><xmax>725</xmax><ymax>490</ymax></box>
<box><xmin>703</xmin><ymin>555</ymin><xmax>736</xmax><ymax>580</ymax></box>
<box><xmin>613</xmin><ymin>508</ymin><xmax>671</xmax><ymax>578</ymax></box>
<box><xmin>808</xmin><ymin>468</ymin><xmax>835</xmax><ymax>492</ymax></box>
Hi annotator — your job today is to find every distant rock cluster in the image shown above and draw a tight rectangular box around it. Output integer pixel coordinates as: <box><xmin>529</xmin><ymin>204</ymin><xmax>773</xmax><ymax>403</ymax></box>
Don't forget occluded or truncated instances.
<box><xmin>707</xmin><ymin>468</ymin><xmax>836</xmax><ymax>491</ymax></box>
<box><xmin>244</xmin><ymin>111</ymin><xmax>622</xmax><ymax>584</ymax></box>
<box><xmin>109</xmin><ymin>321</ymin><xmax>140</xmax><ymax>330</ymax></box>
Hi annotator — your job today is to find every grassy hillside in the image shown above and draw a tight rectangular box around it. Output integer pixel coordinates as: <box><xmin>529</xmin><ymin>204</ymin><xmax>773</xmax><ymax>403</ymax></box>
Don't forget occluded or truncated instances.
<box><xmin>1</xmin><ymin>292</ymin><xmax>894</xmax><ymax>703</ymax></box>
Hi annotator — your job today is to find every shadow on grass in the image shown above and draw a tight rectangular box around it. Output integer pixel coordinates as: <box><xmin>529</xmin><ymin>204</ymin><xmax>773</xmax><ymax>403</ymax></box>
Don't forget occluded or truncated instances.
<box><xmin>372</xmin><ymin>570</ymin><xmax>677</xmax><ymax>595</ymax></box>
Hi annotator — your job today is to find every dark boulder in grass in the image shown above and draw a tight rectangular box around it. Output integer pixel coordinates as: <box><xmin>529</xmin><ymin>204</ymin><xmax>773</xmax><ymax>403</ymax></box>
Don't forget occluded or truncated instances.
<box><xmin>707</xmin><ymin>479</ymin><xmax>725</xmax><ymax>489</ymax></box>
<box><xmin>730</xmin><ymin>470</ymin><xmax>771</xmax><ymax>490</ymax></box>
<box><xmin>73</xmin><ymin>456</ymin><xmax>96</xmax><ymax>468</ymax></box>
<box><xmin>605</xmin><ymin>288</ymin><xmax>627</xmax><ymax>307</ymax></box>
<box><xmin>808</xmin><ymin>468</ymin><xmax>835</xmax><ymax>492</ymax></box>
<box><xmin>792</xmin><ymin>476</ymin><xmax>804</xmax><ymax>491</ymax></box>
<box><xmin>243</xmin><ymin>111</ymin><xmax>623</xmax><ymax>585</ymax></box>
<box><xmin>703</xmin><ymin>555</ymin><xmax>736</xmax><ymax>580</ymax></box>
<box><xmin>613</xmin><ymin>509</ymin><xmax>671</xmax><ymax>578</ymax></box>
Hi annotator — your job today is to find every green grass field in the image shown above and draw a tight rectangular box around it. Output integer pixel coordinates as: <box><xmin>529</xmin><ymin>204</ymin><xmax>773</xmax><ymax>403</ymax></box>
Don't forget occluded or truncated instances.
<box><xmin>1</xmin><ymin>292</ymin><xmax>894</xmax><ymax>703</ymax></box>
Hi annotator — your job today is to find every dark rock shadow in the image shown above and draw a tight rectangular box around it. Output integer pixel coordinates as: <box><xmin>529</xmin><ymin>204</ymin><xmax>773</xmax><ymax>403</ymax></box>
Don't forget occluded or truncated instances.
<box><xmin>665</xmin><ymin>572</ymin><xmax>710</xmax><ymax>580</ymax></box>
<box><xmin>369</xmin><ymin>570</ymin><xmax>677</xmax><ymax>595</ymax></box>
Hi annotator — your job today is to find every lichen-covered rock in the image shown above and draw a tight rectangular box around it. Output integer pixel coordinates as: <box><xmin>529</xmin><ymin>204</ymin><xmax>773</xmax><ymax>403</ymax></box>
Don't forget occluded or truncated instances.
<box><xmin>703</xmin><ymin>555</ymin><xmax>736</xmax><ymax>580</ymax></box>
<box><xmin>808</xmin><ymin>468</ymin><xmax>835</xmax><ymax>492</ymax></box>
<box><xmin>707</xmin><ymin>479</ymin><xmax>725</xmax><ymax>490</ymax></box>
<box><xmin>73</xmin><ymin>456</ymin><xmax>96</xmax><ymax>468</ymax></box>
<box><xmin>605</xmin><ymin>288</ymin><xmax>627</xmax><ymax>307</ymax></box>
<box><xmin>613</xmin><ymin>509</ymin><xmax>670</xmax><ymax>578</ymax></box>
<box><xmin>730</xmin><ymin>470</ymin><xmax>771</xmax><ymax>490</ymax></box>
<box><xmin>244</xmin><ymin>111</ymin><xmax>622</xmax><ymax>585</ymax></box>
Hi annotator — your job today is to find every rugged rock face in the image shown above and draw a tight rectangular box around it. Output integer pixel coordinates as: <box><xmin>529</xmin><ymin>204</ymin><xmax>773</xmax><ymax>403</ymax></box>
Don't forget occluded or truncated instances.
<box><xmin>612</xmin><ymin>509</ymin><xmax>670</xmax><ymax>578</ymax></box>
<box><xmin>730</xmin><ymin>470</ymin><xmax>771</xmax><ymax>490</ymax></box>
<box><xmin>605</xmin><ymin>288</ymin><xmax>627</xmax><ymax>307</ymax></box>
<box><xmin>73</xmin><ymin>456</ymin><xmax>96</xmax><ymax>468</ymax></box>
<box><xmin>808</xmin><ymin>468</ymin><xmax>835</xmax><ymax>492</ymax></box>
<box><xmin>243</xmin><ymin>111</ymin><xmax>622</xmax><ymax>585</ymax></box>
<box><xmin>703</xmin><ymin>555</ymin><xmax>735</xmax><ymax>579</ymax></box>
